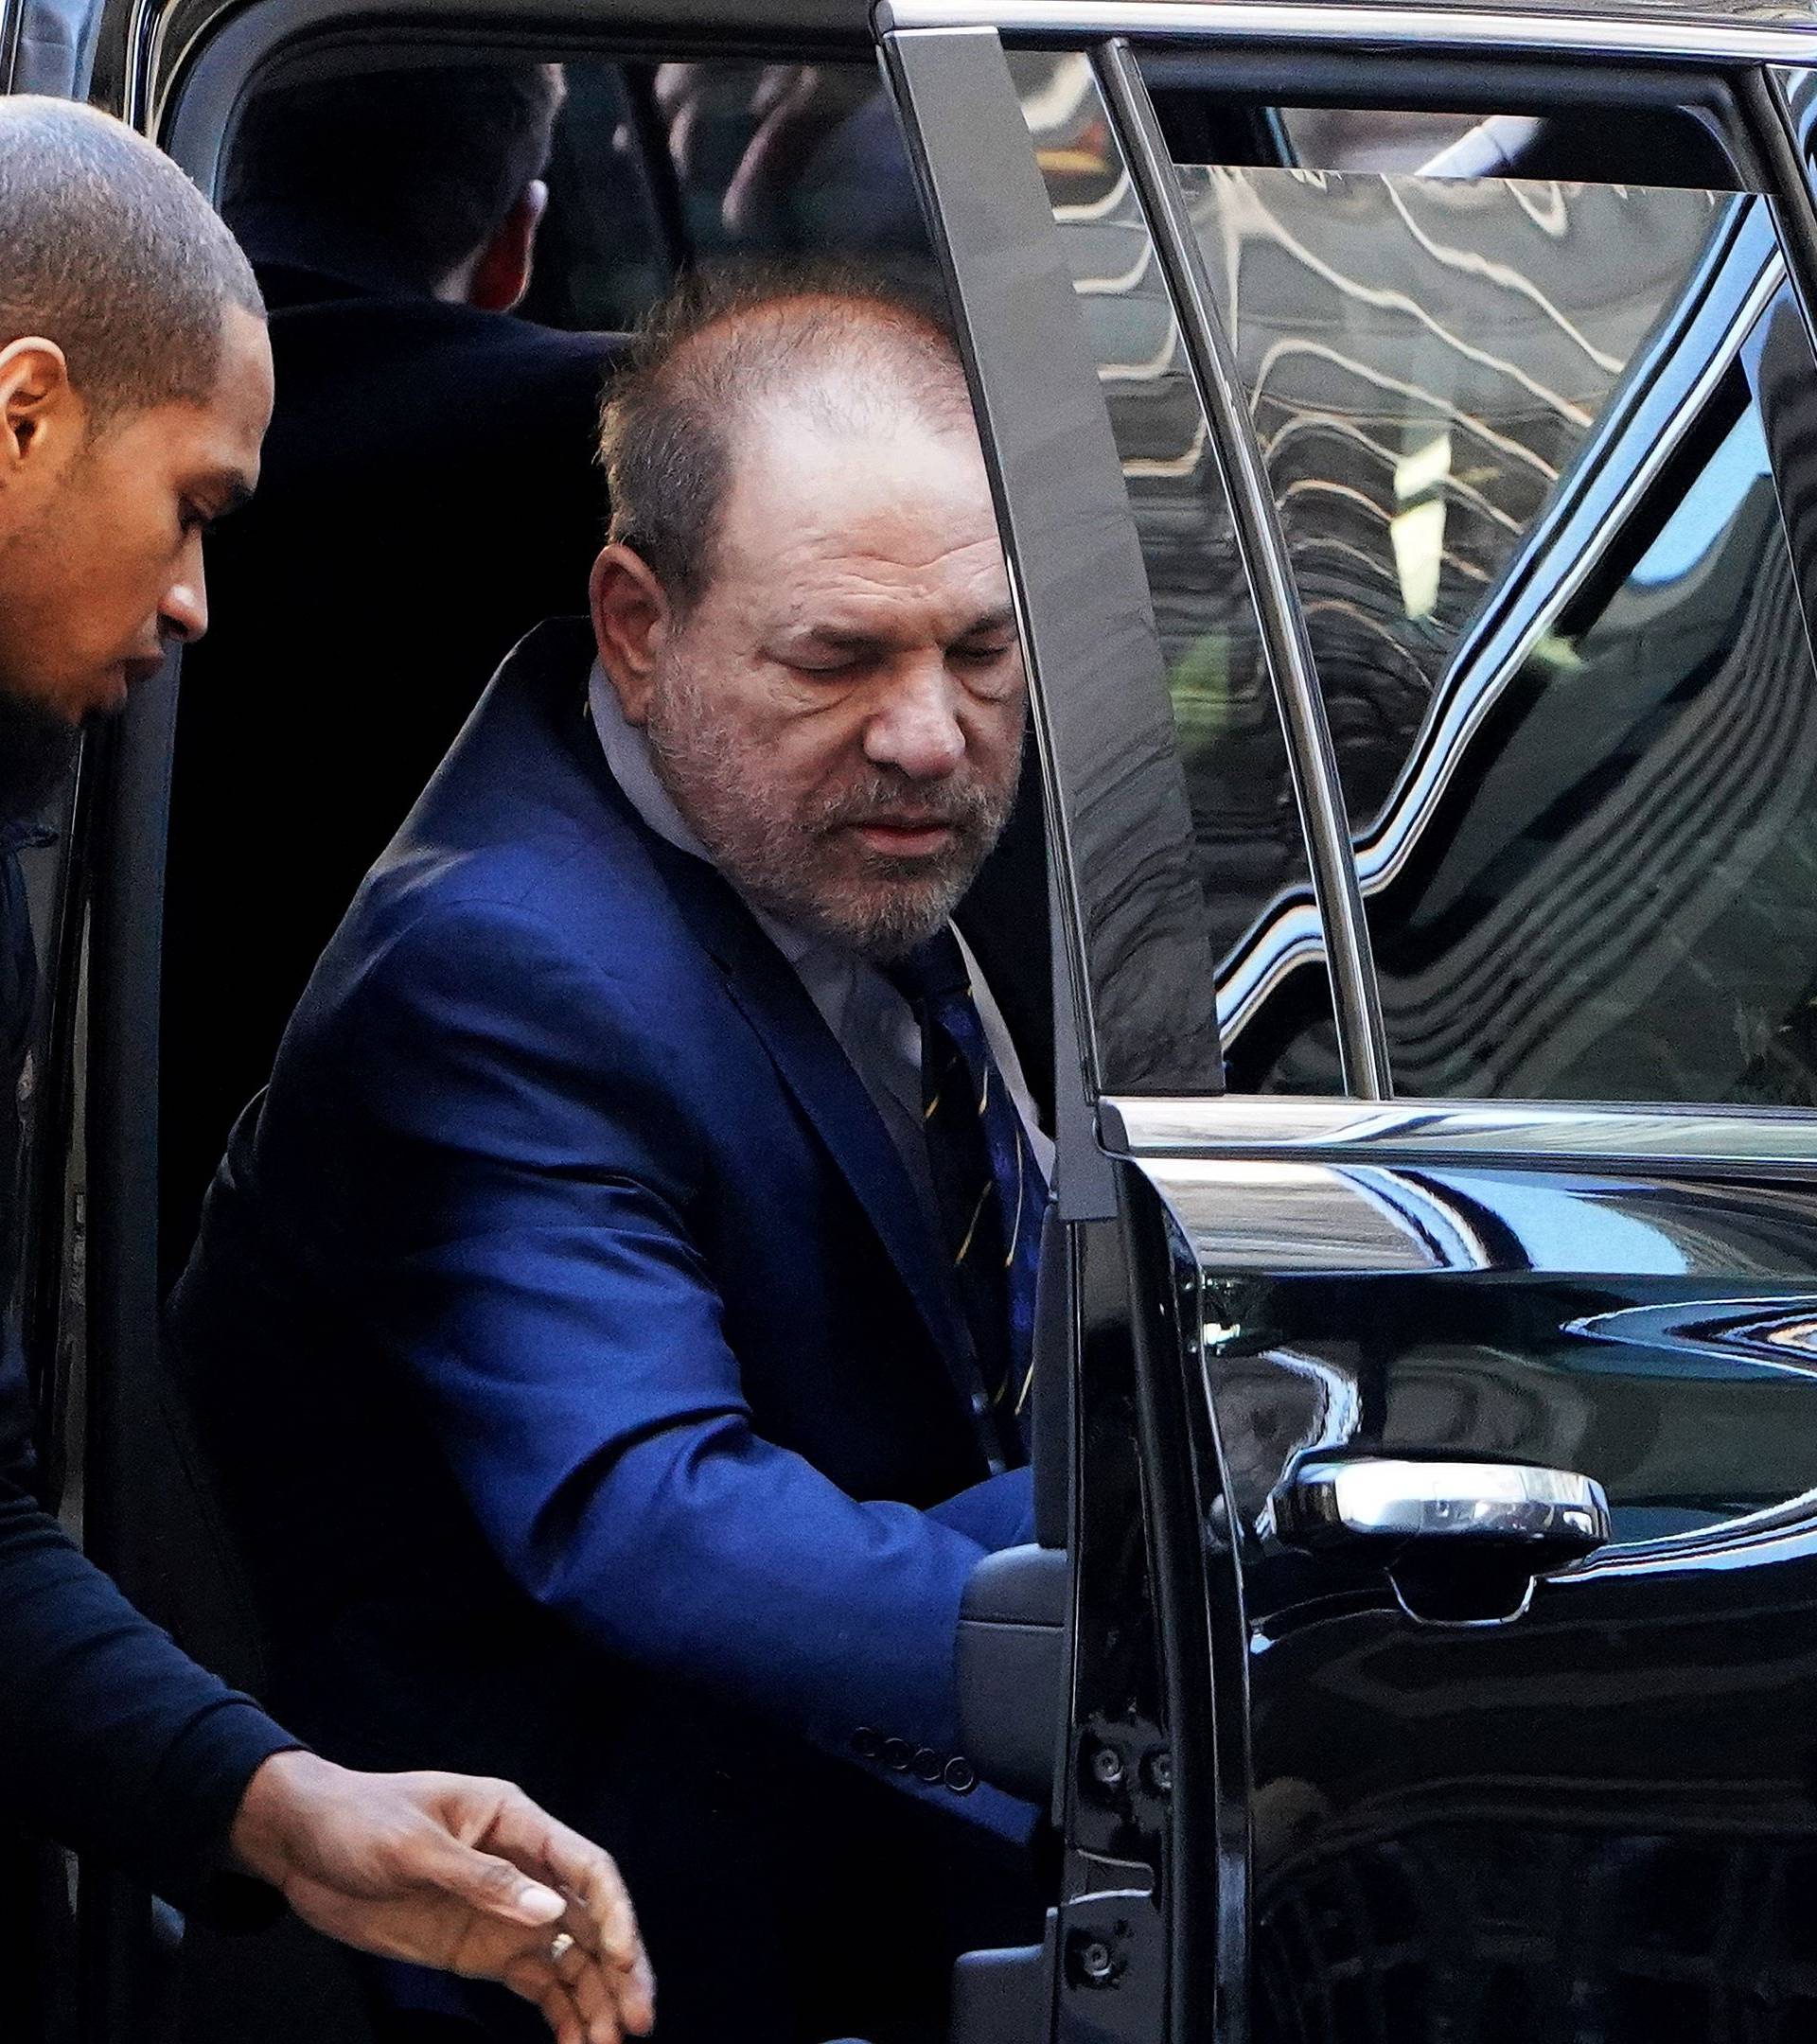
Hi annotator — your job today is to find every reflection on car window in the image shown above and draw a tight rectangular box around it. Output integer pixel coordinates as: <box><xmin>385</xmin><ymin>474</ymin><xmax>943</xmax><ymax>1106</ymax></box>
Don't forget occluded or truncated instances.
<box><xmin>1012</xmin><ymin>50</ymin><xmax>1341</xmax><ymax>1094</ymax></box>
<box><xmin>653</xmin><ymin>63</ymin><xmax>929</xmax><ymax>264</ymax></box>
<box><xmin>1178</xmin><ymin>165</ymin><xmax>1725</xmax><ymax>834</ymax></box>
<box><xmin>1371</xmin><ymin>301</ymin><xmax>1817</xmax><ymax>1104</ymax></box>
<box><xmin>526</xmin><ymin>62</ymin><xmax>931</xmax><ymax>333</ymax></box>
<box><xmin>1134</xmin><ymin>109</ymin><xmax>1817</xmax><ymax>1108</ymax></box>
<box><xmin>1179</xmin><ymin>131</ymin><xmax>1817</xmax><ymax>1103</ymax></box>
<box><xmin>518</xmin><ymin>67</ymin><xmax>671</xmax><ymax>331</ymax></box>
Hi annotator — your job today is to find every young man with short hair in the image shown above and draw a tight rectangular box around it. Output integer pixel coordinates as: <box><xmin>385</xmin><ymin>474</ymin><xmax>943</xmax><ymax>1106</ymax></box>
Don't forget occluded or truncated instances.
<box><xmin>0</xmin><ymin>95</ymin><xmax>650</xmax><ymax>2044</ymax></box>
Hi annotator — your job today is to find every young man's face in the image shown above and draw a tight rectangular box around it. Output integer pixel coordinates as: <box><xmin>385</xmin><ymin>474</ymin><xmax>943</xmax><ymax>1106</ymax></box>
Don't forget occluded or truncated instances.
<box><xmin>0</xmin><ymin>303</ymin><xmax>272</xmax><ymax>730</ymax></box>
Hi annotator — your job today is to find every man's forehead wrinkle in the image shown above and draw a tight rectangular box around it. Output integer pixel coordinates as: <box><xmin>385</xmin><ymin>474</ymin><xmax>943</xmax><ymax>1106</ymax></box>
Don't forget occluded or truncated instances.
<box><xmin>762</xmin><ymin>563</ymin><xmax>1014</xmax><ymax>654</ymax></box>
<box><xmin>727</xmin><ymin>523</ymin><xmax>1006</xmax><ymax>604</ymax></box>
<box><xmin>748</xmin><ymin>522</ymin><xmax>1005</xmax><ymax>580</ymax></box>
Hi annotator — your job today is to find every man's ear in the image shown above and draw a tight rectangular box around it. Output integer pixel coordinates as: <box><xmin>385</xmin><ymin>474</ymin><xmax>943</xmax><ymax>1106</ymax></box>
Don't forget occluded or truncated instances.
<box><xmin>591</xmin><ymin>542</ymin><xmax>673</xmax><ymax>725</ymax></box>
<box><xmin>0</xmin><ymin>338</ymin><xmax>78</xmax><ymax>482</ymax></box>
<box><xmin>466</xmin><ymin>183</ymin><xmax>550</xmax><ymax>314</ymax></box>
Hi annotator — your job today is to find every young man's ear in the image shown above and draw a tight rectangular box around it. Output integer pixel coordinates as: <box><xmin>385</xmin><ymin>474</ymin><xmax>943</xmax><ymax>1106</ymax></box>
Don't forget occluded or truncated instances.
<box><xmin>591</xmin><ymin>542</ymin><xmax>673</xmax><ymax>726</ymax></box>
<box><xmin>466</xmin><ymin>183</ymin><xmax>549</xmax><ymax>315</ymax></box>
<box><xmin>0</xmin><ymin>338</ymin><xmax>77</xmax><ymax>480</ymax></box>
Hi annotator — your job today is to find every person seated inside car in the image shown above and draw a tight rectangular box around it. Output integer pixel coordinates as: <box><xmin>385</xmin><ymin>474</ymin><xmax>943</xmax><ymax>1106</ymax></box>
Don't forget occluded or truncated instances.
<box><xmin>159</xmin><ymin>59</ymin><xmax>624</xmax><ymax>1273</ymax></box>
<box><xmin>168</xmin><ymin>266</ymin><xmax>1054</xmax><ymax>2044</ymax></box>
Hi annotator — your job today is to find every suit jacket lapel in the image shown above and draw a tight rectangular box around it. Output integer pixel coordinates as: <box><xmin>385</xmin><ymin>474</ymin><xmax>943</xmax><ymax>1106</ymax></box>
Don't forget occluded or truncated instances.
<box><xmin>652</xmin><ymin>837</ymin><xmax>979</xmax><ymax>1392</ymax></box>
<box><xmin>518</xmin><ymin>628</ymin><xmax>991</xmax><ymax>1444</ymax></box>
<box><xmin>556</xmin><ymin>738</ymin><xmax>979</xmax><ymax>1419</ymax></box>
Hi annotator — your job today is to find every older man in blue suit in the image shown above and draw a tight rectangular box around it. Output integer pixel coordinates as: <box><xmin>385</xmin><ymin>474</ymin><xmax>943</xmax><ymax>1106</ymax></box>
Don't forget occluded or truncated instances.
<box><xmin>169</xmin><ymin>266</ymin><xmax>1052</xmax><ymax>2044</ymax></box>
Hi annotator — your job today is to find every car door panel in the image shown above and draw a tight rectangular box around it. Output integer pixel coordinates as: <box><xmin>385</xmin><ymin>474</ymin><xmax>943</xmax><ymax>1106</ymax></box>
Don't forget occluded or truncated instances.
<box><xmin>1127</xmin><ymin>1137</ymin><xmax>1817</xmax><ymax>1544</ymax></box>
<box><xmin>1118</xmin><ymin>1099</ymin><xmax>1817</xmax><ymax>2037</ymax></box>
<box><xmin>882</xmin><ymin>13</ymin><xmax>1817</xmax><ymax>2042</ymax></box>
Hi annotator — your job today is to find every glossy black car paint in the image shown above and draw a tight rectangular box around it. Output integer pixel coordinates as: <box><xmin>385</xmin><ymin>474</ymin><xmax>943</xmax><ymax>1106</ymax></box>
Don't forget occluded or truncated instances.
<box><xmin>1131</xmin><ymin>1115</ymin><xmax>1817</xmax><ymax>2039</ymax></box>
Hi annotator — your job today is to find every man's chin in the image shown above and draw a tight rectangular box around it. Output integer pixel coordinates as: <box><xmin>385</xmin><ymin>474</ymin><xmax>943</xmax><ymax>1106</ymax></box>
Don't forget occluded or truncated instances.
<box><xmin>824</xmin><ymin>869</ymin><xmax>977</xmax><ymax>962</ymax></box>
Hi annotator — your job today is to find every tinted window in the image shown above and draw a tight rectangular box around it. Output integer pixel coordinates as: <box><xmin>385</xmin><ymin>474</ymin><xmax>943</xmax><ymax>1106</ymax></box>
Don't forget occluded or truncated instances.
<box><xmin>526</xmin><ymin>62</ymin><xmax>932</xmax><ymax>332</ymax></box>
<box><xmin>1370</xmin><ymin>298</ymin><xmax>1817</xmax><ymax>1101</ymax></box>
<box><xmin>1169</xmin><ymin>132</ymin><xmax>1817</xmax><ymax>1103</ymax></box>
<box><xmin>1178</xmin><ymin>163</ymin><xmax>1725</xmax><ymax>832</ymax></box>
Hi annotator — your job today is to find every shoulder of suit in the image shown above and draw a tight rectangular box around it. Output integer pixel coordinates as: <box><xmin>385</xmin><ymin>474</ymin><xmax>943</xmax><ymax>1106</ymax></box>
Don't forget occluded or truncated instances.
<box><xmin>348</xmin><ymin>813</ymin><xmax>721</xmax><ymax>1012</ymax></box>
<box><xmin>297</xmin><ymin>860</ymin><xmax>726</xmax><ymax>1099</ymax></box>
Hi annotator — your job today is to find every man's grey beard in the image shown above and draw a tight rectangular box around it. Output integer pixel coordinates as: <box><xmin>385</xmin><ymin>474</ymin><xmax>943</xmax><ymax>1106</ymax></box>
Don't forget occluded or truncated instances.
<box><xmin>644</xmin><ymin>669</ymin><xmax>1019</xmax><ymax>961</ymax></box>
<box><xmin>0</xmin><ymin>689</ymin><xmax>78</xmax><ymax>831</ymax></box>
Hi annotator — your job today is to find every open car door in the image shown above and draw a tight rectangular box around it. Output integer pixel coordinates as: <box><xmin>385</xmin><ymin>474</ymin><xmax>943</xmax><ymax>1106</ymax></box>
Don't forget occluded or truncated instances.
<box><xmin>888</xmin><ymin>10</ymin><xmax>1817</xmax><ymax>2044</ymax></box>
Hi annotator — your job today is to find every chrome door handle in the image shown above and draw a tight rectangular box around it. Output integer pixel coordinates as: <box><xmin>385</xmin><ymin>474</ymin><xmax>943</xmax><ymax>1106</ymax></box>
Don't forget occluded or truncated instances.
<box><xmin>1273</xmin><ymin>1457</ymin><xmax>1612</xmax><ymax>1561</ymax></box>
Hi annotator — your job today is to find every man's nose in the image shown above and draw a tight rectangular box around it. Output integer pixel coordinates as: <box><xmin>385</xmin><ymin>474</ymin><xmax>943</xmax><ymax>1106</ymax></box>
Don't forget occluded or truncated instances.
<box><xmin>161</xmin><ymin>548</ymin><xmax>208</xmax><ymax>645</ymax></box>
<box><xmin>863</xmin><ymin>663</ymin><xmax>967</xmax><ymax>781</ymax></box>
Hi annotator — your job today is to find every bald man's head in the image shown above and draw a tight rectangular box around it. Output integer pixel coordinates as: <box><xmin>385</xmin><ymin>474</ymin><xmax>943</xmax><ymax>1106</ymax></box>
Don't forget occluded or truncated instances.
<box><xmin>599</xmin><ymin>263</ymin><xmax>974</xmax><ymax>613</ymax></box>
<box><xmin>591</xmin><ymin>265</ymin><xmax>1022</xmax><ymax>960</ymax></box>
<box><xmin>0</xmin><ymin>97</ymin><xmax>264</xmax><ymax>423</ymax></box>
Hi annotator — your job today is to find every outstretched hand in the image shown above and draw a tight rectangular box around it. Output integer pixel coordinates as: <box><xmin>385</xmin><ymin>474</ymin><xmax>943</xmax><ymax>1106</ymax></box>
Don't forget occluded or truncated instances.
<box><xmin>229</xmin><ymin>1752</ymin><xmax>654</xmax><ymax>2044</ymax></box>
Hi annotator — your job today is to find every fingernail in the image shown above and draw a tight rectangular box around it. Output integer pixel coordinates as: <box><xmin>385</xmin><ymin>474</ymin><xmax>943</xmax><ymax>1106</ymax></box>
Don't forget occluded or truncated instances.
<box><xmin>518</xmin><ymin>1882</ymin><xmax>564</xmax><ymax>1918</ymax></box>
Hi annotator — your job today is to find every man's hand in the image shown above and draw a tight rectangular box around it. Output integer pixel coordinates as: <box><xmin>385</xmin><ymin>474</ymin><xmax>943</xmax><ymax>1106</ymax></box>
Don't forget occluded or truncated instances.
<box><xmin>228</xmin><ymin>1752</ymin><xmax>654</xmax><ymax>2044</ymax></box>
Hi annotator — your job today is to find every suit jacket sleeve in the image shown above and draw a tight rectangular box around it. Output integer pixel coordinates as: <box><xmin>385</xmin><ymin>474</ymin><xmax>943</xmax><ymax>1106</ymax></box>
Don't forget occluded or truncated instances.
<box><xmin>284</xmin><ymin>895</ymin><xmax>1024</xmax><ymax>1792</ymax></box>
<box><xmin>0</xmin><ymin>1471</ymin><xmax>296</xmax><ymax>1913</ymax></box>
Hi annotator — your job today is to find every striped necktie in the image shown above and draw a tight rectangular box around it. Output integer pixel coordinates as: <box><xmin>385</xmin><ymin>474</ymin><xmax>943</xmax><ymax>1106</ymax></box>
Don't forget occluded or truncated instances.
<box><xmin>886</xmin><ymin>928</ymin><xmax>1047</xmax><ymax>1458</ymax></box>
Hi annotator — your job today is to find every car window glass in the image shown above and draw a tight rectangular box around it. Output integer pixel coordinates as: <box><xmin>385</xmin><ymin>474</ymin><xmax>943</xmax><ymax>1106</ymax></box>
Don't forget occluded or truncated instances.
<box><xmin>523</xmin><ymin>62</ymin><xmax>931</xmax><ymax>332</ymax></box>
<box><xmin>1010</xmin><ymin>49</ymin><xmax>1341</xmax><ymax>1094</ymax></box>
<box><xmin>1155</xmin><ymin>109</ymin><xmax>1817</xmax><ymax>1106</ymax></box>
<box><xmin>514</xmin><ymin>66</ymin><xmax>671</xmax><ymax>330</ymax></box>
<box><xmin>1368</xmin><ymin>287</ymin><xmax>1817</xmax><ymax>1101</ymax></box>
<box><xmin>1175</xmin><ymin>161</ymin><xmax>1724</xmax><ymax>834</ymax></box>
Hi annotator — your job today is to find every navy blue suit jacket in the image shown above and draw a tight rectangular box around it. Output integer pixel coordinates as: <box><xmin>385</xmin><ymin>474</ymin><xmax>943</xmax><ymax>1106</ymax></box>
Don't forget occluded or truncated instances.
<box><xmin>169</xmin><ymin>619</ymin><xmax>1042</xmax><ymax>2039</ymax></box>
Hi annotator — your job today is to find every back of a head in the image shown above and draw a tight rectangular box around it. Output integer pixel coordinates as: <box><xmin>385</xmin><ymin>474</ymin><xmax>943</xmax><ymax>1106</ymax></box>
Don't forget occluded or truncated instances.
<box><xmin>601</xmin><ymin>260</ymin><xmax>975</xmax><ymax>608</ymax></box>
<box><xmin>223</xmin><ymin>63</ymin><xmax>566</xmax><ymax>294</ymax></box>
<box><xmin>0</xmin><ymin>97</ymin><xmax>262</xmax><ymax>421</ymax></box>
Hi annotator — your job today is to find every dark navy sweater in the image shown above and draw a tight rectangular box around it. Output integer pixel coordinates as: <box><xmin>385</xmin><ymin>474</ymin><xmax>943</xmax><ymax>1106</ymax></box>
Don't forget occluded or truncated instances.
<box><xmin>0</xmin><ymin>824</ymin><xmax>293</xmax><ymax>1912</ymax></box>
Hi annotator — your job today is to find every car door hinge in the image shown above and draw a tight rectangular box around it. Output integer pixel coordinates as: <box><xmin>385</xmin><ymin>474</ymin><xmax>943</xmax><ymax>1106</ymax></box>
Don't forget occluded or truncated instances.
<box><xmin>1057</xmin><ymin>1883</ymin><xmax>1166</xmax><ymax>2038</ymax></box>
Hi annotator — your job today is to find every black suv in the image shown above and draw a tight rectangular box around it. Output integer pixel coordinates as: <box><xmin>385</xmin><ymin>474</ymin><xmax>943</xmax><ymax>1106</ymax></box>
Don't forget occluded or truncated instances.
<box><xmin>9</xmin><ymin>0</ymin><xmax>1817</xmax><ymax>2039</ymax></box>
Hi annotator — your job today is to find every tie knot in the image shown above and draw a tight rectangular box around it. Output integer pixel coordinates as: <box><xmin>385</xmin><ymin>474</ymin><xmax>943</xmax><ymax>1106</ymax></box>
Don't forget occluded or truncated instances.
<box><xmin>882</xmin><ymin>926</ymin><xmax>971</xmax><ymax>1012</ymax></box>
